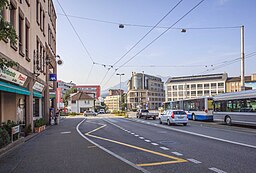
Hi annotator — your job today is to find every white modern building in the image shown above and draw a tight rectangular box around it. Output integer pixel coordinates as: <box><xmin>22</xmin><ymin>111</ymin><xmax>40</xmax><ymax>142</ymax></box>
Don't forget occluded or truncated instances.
<box><xmin>166</xmin><ymin>73</ymin><xmax>228</xmax><ymax>101</ymax></box>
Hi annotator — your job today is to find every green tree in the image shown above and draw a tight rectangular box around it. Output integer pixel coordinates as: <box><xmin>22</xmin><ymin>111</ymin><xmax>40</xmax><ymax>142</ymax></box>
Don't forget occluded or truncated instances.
<box><xmin>63</xmin><ymin>88</ymin><xmax>77</xmax><ymax>107</ymax></box>
<box><xmin>0</xmin><ymin>0</ymin><xmax>18</xmax><ymax>70</ymax></box>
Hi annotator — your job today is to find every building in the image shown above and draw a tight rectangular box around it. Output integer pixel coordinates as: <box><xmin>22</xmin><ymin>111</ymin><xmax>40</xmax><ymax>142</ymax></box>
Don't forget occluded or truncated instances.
<box><xmin>166</xmin><ymin>73</ymin><xmax>227</xmax><ymax>101</ymax></box>
<box><xmin>0</xmin><ymin>0</ymin><xmax>57</xmax><ymax>127</ymax></box>
<box><xmin>68</xmin><ymin>92</ymin><xmax>95</xmax><ymax>113</ymax></box>
<box><xmin>109</xmin><ymin>89</ymin><xmax>124</xmax><ymax>96</ymax></box>
<box><xmin>127</xmin><ymin>72</ymin><xmax>165</xmax><ymax>110</ymax></box>
<box><xmin>104</xmin><ymin>95</ymin><xmax>121</xmax><ymax>112</ymax></box>
<box><xmin>226</xmin><ymin>74</ymin><xmax>256</xmax><ymax>92</ymax></box>
<box><xmin>73</xmin><ymin>85</ymin><xmax>100</xmax><ymax>99</ymax></box>
<box><xmin>57</xmin><ymin>80</ymin><xmax>76</xmax><ymax>109</ymax></box>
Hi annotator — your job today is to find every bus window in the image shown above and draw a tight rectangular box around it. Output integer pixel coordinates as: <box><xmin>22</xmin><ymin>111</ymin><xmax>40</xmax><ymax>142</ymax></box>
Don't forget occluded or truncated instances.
<box><xmin>208</xmin><ymin>99</ymin><xmax>213</xmax><ymax>110</ymax></box>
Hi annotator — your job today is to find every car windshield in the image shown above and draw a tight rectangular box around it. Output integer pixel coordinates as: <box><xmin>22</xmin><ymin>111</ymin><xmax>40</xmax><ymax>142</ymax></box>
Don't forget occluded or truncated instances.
<box><xmin>141</xmin><ymin>110</ymin><xmax>149</xmax><ymax>113</ymax></box>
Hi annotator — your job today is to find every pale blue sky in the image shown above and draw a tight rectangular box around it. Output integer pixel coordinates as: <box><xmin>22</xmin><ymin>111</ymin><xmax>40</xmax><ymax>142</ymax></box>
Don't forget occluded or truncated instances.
<box><xmin>54</xmin><ymin>0</ymin><xmax>256</xmax><ymax>90</ymax></box>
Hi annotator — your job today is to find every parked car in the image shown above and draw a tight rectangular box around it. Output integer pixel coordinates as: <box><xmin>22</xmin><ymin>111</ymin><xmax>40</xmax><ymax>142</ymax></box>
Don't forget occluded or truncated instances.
<box><xmin>84</xmin><ymin>110</ymin><xmax>97</xmax><ymax>116</ymax></box>
<box><xmin>159</xmin><ymin>110</ymin><xmax>188</xmax><ymax>126</ymax></box>
<box><xmin>136</xmin><ymin>109</ymin><xmax>158</xmax><ymax>120</ymax></box>
<box><xmin>98</xmin><ymin>109</ymin><xmax>105</xmax><ymax>114</ymax></box>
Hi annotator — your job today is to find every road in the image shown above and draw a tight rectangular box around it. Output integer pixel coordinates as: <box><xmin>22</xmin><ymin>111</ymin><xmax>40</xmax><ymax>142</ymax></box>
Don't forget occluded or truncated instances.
<box><xmin>0</xmin><ymin>114</ymin><xmax>255</xmax><ymax>173</ymax></box>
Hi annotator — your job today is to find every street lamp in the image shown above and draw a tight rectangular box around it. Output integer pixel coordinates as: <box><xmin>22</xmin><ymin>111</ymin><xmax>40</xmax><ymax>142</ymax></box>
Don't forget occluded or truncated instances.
<box><xmin>116</xmin><ymin>73</ymin><xmax>125</xmax><ymax>111</ymax></box>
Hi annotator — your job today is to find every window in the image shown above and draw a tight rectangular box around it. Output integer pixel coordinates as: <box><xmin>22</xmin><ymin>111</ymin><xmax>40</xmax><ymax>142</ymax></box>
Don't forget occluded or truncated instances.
<box><xmin>197</xmin><ymin>91</ymin><xmax>203</xmax><ymax>96</ymax></box>
<box><xmin>191</xmin><ymin>84</ymin><xmax>196</xmax><ymax>90</ymax></box>
<box><xmin>18</xmin><ymin>10</ymin><xmax>24</xmax><ymax>56</ymax></box>
<box><xmin>10</xmin><ymin>2</ymin><xmax>16</xmax><ymax>28</ymax></box>
<box><xmin>36</xmin><ymin>0</ymin><xmax>39</xmax><ymax>24</ymax></box>
<box><xmin>71</xmin><ymin>100</ymin><xmax>76</xmax><ymax>104</ymax></box>
<box><xmin>204</xmin><ymin>83</ymin><xmax>209</xmax><ymax>89</ymax></box>
<box><xmin>178</xmin><ymin>85</ymin><xmax>183</xmax><ymax>90</ymax></box>
<box><xmin>218</xmin><ymin>83</ymin><xmax>224</xmax><ymax>88</ymax></box>
<box><xmin>197</xmin><ymin>84</ymin><xmax>203</xmax><ymax>89</ymax></box>
<box><xmin>211</xmin><ymin>83</ymin><xmax>217</xmax><ymax>88</ymax></box>
<box><xmin>25</xmin><ymin>19</ymin><xmax>30</xmax><ymax>61</ymax></box>
<box><xmin>172</xmin><ymin>85</ymin><xmax>177</xmax><ymax>90</ymax></box>
<box><xmin>204</xmin><ymin>90</ymin><xmax>209</xmax><ymax>95</ymax></box>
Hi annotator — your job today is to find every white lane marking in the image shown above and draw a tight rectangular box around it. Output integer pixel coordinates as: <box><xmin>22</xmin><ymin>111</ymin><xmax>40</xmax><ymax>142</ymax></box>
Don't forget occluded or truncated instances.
<box><xmin>127</xmin><ymin>118</ymin><xmax>256</xmax><ymax>149</ymax></box>
<box><xmin>145</xmin><ymin>140</ymin><xmax>151</xmax><ymax>142</ymax></box>
<box><xmin>187</xmin><ymin>158</ymin><xmax>202</xmax><ymax>164</ymax></box>
<box><xmin>172</xmin><ymin>152</ymin><xmax>183</xmax><ymax>156</ymax></box>
<box><xmin>131</xmin><ymin>133</ymin><xmax>135</xmax><ymax>135</ymax></box>
<box><xmin>151</xmin><ymin>143</ymin><xmax>159</xmax><ymax>146</ymax></box>
<box><xmin>209</xmin><ymin>167</ymin><xmax>227</xmax><ymax>173</ymax></box>
<box><xmin>76</xmin><ymin>119</ymin><xmax>149</xmax><ymax>173</ymax></box>
<box><xmin>127</xmin><ymin>131</ymin><xmax>131</xmax><ymax>133</ymax></box>
<box><xmin>139</xmin><ymin>137</ymin><xmax>144</xmax><ymax>139</ymax></box>
<box><xmin>60</xmin><ymin>131</ymin><xmax>71</xmax><ymax>134</ymax></box>
<box><xmin>135</xmin><ymin>135</ymin><xmax>139</xmax><ymax>137</ymax></box>
<box><xmin>160</xmin><ymin>147</ymin><xmax>169</xmax><ymax>150</ymax></box>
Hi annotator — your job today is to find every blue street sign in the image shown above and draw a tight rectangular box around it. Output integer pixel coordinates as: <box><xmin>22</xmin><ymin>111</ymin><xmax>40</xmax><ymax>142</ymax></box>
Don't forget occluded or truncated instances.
<box><xmin>49</xmin><ymin>74</ymin><xmax>57</xmax><ymax>81</ymax></box>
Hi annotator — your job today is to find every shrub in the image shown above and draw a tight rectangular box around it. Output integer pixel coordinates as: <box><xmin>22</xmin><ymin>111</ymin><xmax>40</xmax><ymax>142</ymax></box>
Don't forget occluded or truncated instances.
<box><xmin>0</xmin><ymin>127</ymin><xmax>10</xmax><ymax>148</ymax></box>
<box><xmin>68</xmin><ymin>112</ymin><xmax>79</xmax><ymax>116</ymax></box>
<box><xmin>2</xmin><ymin>120</ymin><xmax>19</xmax><ymax>141</ymax></box>
<box><xmin>34</xmin><ymin>118</ymin><xmax>46</xmax><ymax>128</ymax></box>
<box><xmin>23</xmin><ymin>124</ymin><xmax>32</xmax><ymax>136</ymax></box>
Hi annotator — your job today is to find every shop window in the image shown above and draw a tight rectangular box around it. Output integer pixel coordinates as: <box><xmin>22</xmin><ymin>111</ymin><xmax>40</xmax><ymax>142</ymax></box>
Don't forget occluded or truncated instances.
<box><xmin>33</xmin><ymin>98</ymin><xmax>40</xmax><ymax>117</ymax></box>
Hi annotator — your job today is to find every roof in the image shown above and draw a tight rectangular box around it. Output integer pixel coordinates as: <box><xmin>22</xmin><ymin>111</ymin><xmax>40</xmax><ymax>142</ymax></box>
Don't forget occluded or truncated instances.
<box><xmin>166</xmin><ymin>73</ymin><xmax>227</xmax><ymax>83</ymax></box>
<box><xmin>71</xmin><ymin>92</ymin><xmax>94</xmax><ymax>101</ymax></box>
<box><xmin>226</xmin><ymin>76</ymin><xmax>251</xmax><ymax>82</ymax></box>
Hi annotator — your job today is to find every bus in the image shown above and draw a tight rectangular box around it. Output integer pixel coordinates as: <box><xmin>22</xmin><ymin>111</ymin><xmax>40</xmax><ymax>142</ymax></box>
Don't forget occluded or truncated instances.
<box><xmin>213</xmin><ymin>89</ymin><xmax>256</xmax><ymax>126</ymax></box>
<box><xmin>163</xmin><ymin>97</ymin><xmax>214</xmax><ymax>121</ymax></box>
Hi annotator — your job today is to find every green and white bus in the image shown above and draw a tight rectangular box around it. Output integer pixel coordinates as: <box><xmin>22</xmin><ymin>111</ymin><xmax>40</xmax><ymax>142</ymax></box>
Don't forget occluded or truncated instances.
<box><xmin>213</xmin><ymin>89</ymin><xmax>256</xmax><ymax>125</ymax></box>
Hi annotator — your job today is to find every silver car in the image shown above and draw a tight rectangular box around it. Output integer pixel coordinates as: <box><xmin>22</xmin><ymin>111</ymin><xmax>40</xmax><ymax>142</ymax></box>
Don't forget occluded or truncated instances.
<box><xmin>84</xmin><ymin>110</ymin><xmax>97</xmax><ymax>116</ymax></box>
<box><xmin>159</xmin><ymin>110</ymin><xmax>188</xmax><ymax>126</ymax></box>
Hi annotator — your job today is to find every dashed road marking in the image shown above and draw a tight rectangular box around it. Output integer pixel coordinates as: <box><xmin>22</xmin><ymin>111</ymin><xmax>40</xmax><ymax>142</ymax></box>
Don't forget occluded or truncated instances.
<box><xmin>135</xmin><ymin>135</ymin><xmax>139</xmax><ymax>137</ymax></box>
<box><xmin>131</xmin><ymin>133</ymin><xmax>135</xmax><ymax>135</ymax></box>
<box><xmin>139</xmin><ymin>137</ymin><xmax>145</xmax><ymax>139</ymax></box>
<box><xmin>209</xmin><ymin>167</ymin><xmax>227</xmax><ymax>173</ymax></box>
<box><xmin>172</xmin><ymin>152</ymin><xmax>183</xmax><ymax>156</ymax></box>
<box><xmin>60</xmin><ymin>131</ymin><xmax>71</xmax><ymax>134</ymax></box>
<box><xmin>160</xmin><ymin>147</ymin><xmax>169</xmax><ymax>150</ymax></box>
<box><xmin>145</xmin><ymin>140</ymin><xmax>151</xmax><ymax>142</ymax></box>
<box><xmin>187</xmin><ymin>158</ymin><xmax>202</xmax><ymax>164</ymax></box>
<box><xmin>151</xmin><ymin>143</ymin><xmax>159</xmax><ymax>146</ymax></box>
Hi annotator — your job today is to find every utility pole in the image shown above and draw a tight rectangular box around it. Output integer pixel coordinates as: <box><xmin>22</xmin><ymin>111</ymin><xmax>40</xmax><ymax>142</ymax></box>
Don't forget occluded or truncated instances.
<box><xmin>240</xmin><ymin>25</ymin><xmax>245</xmax><ymax>91</ymax></box>
<box><xmin>116</xmin><ymin>73</ymin><xmax>124</xmax><ymax>111</ymax></box>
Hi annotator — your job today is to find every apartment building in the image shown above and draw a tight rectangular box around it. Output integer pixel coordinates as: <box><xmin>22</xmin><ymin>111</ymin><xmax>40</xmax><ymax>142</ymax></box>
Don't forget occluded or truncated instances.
<box><xmin>127</xmin><ymin>72</ymin><xmax>165</xmax><ymax>110</ymax></box>
<box><xmin>0</xmin><ymin>0</ymin><xmax>57</xmax><ymax>127</ymax></box>
<box><xmin>166</xmin><ymin>73</ymin><xmax>227</xmax><ymax>101</ymax></box>
<box><xmin>104</xmin><ymin>95</ymin><xmax>121</xmax><ymax>112</ymax></box>
<box><xmin>68</xmin><ymin>92</ymin><xmax>95</xmax><ymax>113</ymax></box>
<box><xmin>226</xmin><ymin>74</ymin><xmax>256</xmax><ymax>92</ymax></box>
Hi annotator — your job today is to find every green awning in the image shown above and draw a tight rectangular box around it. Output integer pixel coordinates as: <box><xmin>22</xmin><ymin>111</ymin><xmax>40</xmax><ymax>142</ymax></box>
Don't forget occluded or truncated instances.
<box><xmin>0</xmin><ymin>81</ymin><xmax>30</xmax><ymax>96</ymax></box>
<box><xmin>33</xmin><ymin>90</ymin><xmax>43</xmax><ymax>98</ymax></box>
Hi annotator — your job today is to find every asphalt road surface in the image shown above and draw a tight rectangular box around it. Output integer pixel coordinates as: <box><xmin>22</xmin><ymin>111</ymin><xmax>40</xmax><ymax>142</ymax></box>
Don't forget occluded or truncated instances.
<box><xmin>1</xmin><ymin>115</ymin><xmax>255</xmax><ymax>173</ymax></box>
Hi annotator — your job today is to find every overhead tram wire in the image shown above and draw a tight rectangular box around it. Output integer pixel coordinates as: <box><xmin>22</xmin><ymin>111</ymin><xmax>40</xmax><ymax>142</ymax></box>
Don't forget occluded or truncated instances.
<box><xmin>56</xmin><ymin>0</ymin><xmax>94</xmax><ymax>63</ymax></box>
<box><xmin>102</xmin><ymin>0</ymin><xmax>205</xmax><ymax>89</ymax></box>
<box><xmin>57</xmin><ymin>13</ymin><xmax>240</xmax><ymax>30</ymax></box>
<box><xmin>100</xmin><ymin>0</ymin><xmax>184</xmax><ymax>86</ymax></box>
<box><xmin>118</xmin><ymin>0</ymin><xmax>206</xmax><ymax>69</ymax></box>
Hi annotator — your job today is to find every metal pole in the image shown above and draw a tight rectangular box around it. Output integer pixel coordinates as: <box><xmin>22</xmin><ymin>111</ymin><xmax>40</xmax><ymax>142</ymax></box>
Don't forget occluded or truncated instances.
<box><xmin>241</xmin><ymin>25</ymin><xmax>245</xmax><ymax>91</ymax></box>
<box><xmin>119</xmin><ymin>75</ymin><xmax>121</xmax><ymax>111</ymax></box>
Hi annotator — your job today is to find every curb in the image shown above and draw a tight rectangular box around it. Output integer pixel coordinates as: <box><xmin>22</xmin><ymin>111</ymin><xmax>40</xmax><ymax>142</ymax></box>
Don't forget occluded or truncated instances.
<box><xmin>0</xmin><ymin>125</ymin><xmax>53</xmax><ymax>158</ymax></box>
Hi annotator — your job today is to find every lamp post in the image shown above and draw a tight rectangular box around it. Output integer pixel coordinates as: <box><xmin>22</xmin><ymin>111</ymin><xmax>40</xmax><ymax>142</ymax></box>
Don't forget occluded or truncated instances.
<box><xmin>116</xmin><ymin>73</ymin><xmax>125</xmax><ymax>111</ymax></box>
<box><xmin>181</xmin><ymin>25</ymin><xmax>245</xmax><ymax>91</ymax></box>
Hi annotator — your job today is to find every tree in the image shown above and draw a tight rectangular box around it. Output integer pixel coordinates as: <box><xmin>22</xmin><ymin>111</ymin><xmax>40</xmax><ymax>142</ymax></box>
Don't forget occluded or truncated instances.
<box><xmin>0</xmin><ymin>0</ymin><xmax>18</xmax><ymax>70</ymax></box>
<box><xmin>63</xmin><ymin>88</ymin><xmax>77</xmax><ymax>107</ymax></box>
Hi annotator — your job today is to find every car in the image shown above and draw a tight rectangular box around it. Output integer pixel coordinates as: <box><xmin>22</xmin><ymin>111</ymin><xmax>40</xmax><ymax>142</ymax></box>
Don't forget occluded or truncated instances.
<box><xmin>83</xmin><ymin>110</ymin><xmax>97</xmax><ymax>116</ymax></box>
<box><xmin>136</xmin><ymin>109</ymin><xmax>158</xmax><ymax>120</ymax></box>
<box><xmin>98</xmin><ymin>109</ymin><xmax>105</xmax><ymax>114</ymax></box>
<box><xmin>159</xmin><ymin>110</ymin><xmax>188</xmax><ymax>126</ymax></box>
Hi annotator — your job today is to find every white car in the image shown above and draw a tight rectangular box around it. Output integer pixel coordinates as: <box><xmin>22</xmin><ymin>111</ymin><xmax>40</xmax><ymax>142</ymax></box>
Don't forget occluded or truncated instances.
<box><xmin>84</xmin><ymin>110</ymin><xmax>97</xmax><ymax>116</ymax></box>
<box><xmin>159</xmin><ymin>110</ymin><xmax>188</xmax><ymax>126</ymax></box>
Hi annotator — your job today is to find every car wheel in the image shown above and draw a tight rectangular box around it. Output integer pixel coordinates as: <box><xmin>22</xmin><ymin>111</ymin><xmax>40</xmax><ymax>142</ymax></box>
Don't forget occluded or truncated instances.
<box><xmin>192</xmin><ymin>114</ymin><xmax>196</xmax><ymax>121</ymax></box>
<box><xmin>183</xmin><ymin>123</ymin><xmax>187</xmax><ymax>126</ymax></box>
<box><xmin>159</xmin><ymin>118</ymin><xmax>162</xmax><ymax>124</ymax></box>
<box><xmin>167</xmin><ymin>119</ymin><xmax>171</xmax><ymax>126</ymax></box>
<box><xmin>225</xmin><ymin>115</ymin><xmax>232</xmax><ymax>125</ymax></box>
<box><xmin>153</xmin><ymin>116</ymin><xmax>156</xmax><ymax>120</ymax></box>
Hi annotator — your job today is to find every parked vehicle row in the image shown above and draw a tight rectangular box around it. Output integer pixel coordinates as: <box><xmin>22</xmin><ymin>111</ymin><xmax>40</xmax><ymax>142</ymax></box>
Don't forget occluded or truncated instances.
<box><xmin>83</xmin><ymin>109</ymin><xmax>105</xmax><ymax>116</ymax></box>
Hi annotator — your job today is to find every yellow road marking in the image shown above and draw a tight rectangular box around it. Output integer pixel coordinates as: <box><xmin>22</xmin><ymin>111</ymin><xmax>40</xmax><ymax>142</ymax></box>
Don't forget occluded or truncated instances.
<box><xmin>85</xmin><ymin>122</ymin><xmax>187</xmax><ymax>167</ymax></box>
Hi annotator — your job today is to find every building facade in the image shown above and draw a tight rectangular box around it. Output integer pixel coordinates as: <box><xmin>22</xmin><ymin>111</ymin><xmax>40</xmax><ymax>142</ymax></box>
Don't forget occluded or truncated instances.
<box><xmin>73</xmin><ymin>85</ymin><xmax>100</xmax><ymax>99</ymax></box>
<box><xmin>166</xmin><ymin>73</ymin><xmax>227</xmax><ymax>101</ymax></box>
<box><xmin>68</xmin><ymin>92</ymin><xmax>95</xmax><ymax>113</ymax></box>
<box><xmin>226</xmin><ymin>74</ymin><xmax>256</xmax><ymax>92</ymax></box>
<box><xmin>127</xmin><ymin>72</ymin><xmax>165</xmax><ymax>110</ymax></box>
<box><xmin>0</xmin><ymin>0</ymin><xmax>57</xmax><ymax>127</ymax></box>
<box><xmin>104</xmin><ymin>95</ymin><xmax>121</xmax><ymax>112</ymax></box>
<box><xmin>109</xmin><ymin>89</ymin><xmax>124</xmax><ymax>96</ymax></box>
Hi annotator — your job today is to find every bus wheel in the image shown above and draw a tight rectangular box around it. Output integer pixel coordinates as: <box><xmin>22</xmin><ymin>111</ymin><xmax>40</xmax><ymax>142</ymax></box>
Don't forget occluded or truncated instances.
<box><xmin>225</xmin><ymin>116</ymin><xmax>232</xmax><ymax>125</ymax></box>
<box><xmin>192</xmin><ymin>114</ymin><xmax>196</xmax><ymax>121</ymax></box>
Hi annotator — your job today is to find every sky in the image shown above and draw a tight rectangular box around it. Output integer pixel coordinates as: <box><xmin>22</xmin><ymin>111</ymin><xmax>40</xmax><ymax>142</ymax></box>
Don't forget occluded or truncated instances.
<box><xmin>54</xmin><ymin>0</ymin><xmax>256</xmax><ymax>90</ymax></box>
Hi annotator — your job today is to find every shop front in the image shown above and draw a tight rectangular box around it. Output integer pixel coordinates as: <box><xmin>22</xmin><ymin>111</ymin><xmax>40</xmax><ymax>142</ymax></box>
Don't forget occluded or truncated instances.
<box><xmin>32</xmin><ymin>82</ymin><xmax>45</xmax><ymax>120</ymax></box>
<box><xmin>0</xmin><ymin>67</ymin><xmax>29</xmax><ymax>124</ymax></box>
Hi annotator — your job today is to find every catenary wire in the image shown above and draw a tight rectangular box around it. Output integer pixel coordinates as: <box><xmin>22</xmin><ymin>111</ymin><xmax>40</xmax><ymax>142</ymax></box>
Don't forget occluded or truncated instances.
<box><xmin>56</xmin><ymin>0</ymin><xmax>94</xmax><ymax>63</ymax></box>
<box><xmin>102</xmin><ymin>0</ymin><xmax>206</xmax><ymax>89</ymax></box>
